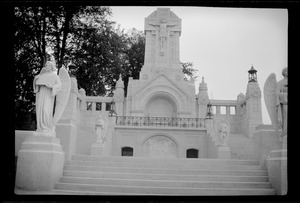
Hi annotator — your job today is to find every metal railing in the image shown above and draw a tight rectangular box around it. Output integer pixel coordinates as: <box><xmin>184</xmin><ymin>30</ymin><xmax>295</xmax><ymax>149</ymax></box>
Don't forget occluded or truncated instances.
<box><xmin>115</xmin><ymin>116</ymin><xmax>206</xmax><ymax>128</ymax></box>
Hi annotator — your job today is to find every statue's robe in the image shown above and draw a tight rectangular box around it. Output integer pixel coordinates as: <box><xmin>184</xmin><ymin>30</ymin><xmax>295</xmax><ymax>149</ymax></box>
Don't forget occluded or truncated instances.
<box><xmin>276</xmin><ymin>78</ymin><xmax>287</xmax><ymax>137</ymax></box>
<box><xmin>34</xmin><ymin>72</ymin><xmax>61</xmax><ymax>132</ymax></box>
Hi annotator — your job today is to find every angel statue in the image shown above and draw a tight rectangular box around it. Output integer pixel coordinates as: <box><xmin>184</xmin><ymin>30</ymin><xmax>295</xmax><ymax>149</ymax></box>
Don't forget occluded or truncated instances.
<box><xmin>95</xmin><ymin>114</ymin><xmax>108</xmax><ymax>144</ymax></box>
<box><xmin>33</xmin><ymin>61</ymin><xmax>71</xmax><ymax>137</ymax></box>
<box><xmin>264</xmin><ymin>67</ymin><xmax>288</xmax><ymax>141</ymax></box>
<box><xmin>207</xmin><ymin>118</ymin><xmax>230</xmax><ymax>146</ymax></box>
<box><xmin>215</xmin><ymin>119</ymin><xmax>230</xmax><ymax>146</ymax></box>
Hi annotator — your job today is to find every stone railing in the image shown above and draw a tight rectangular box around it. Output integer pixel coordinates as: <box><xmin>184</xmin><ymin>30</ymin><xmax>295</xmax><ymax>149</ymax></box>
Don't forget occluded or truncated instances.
<box><xmin>115</xmin><ymin>116</ymin><xmax>206</xmax><ymax>128</ymax></box>
<box><xmin>84</xmin><ymin>96</ymin><xmax>114</xmax><ymax>116</ymax></box>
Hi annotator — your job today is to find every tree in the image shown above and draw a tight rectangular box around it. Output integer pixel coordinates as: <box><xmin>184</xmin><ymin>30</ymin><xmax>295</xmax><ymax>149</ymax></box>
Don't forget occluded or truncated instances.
<box><xmin>121</xmin><ymin>28</ymin><xmax>145</xmax><ymax>96</ymax></box>
<box><xmin>181</xmin><ymin>62</ymin><xmax>198</xmax><ymax>81</ymax></box>
<box><xmin>14</xmin><ymin>6</ymin><xmax>111</xmax><ymax>129</ymax></box>
<box><xmin>73</xmin><ymin>20</ymin><xmax>127</xmax><ymax>96</ymax></box>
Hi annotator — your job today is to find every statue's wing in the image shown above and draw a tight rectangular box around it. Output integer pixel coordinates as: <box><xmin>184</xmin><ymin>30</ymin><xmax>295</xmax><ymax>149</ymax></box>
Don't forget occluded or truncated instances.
<box><xmin>263</xmin><ymin>73</ymin><xmax>278</xmax><ymax>129</ymax></box>
<box><xmin>53</xmin><ymin>67</ymin><xmax>71</xmax><ymax>125</ymax></box>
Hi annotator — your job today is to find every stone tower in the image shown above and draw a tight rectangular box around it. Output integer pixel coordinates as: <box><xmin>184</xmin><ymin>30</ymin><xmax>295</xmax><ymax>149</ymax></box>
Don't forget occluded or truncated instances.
<box><xmin>126</xmin><ymin>8</ymin><xmax>196</xmax><ymax>118</ymax></box>
<box><xmin>197</xmin><ymin>77</ymin><xmax>209</xmax><ymax>118</ymax></box>
<box><xmin>245</xmin><ymin>65</ymin><xmax>263</xmax><ymax>137</ymax></box>
<box><xmin>140</xmin><ymin>8</ymin><xmax>182</xmax><ymax>77</ymax></box>
<box><xmin>113</xmin><ymin>74</ymin><xmax>125</xmax><ymax>116</ymax></box>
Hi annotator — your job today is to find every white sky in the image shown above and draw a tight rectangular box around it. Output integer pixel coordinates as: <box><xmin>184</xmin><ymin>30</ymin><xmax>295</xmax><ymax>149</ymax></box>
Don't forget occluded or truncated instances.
<box><xmin>109</xmin><ymin>6</ymin><xmax>288</xmax><ymax>124</ymax></box>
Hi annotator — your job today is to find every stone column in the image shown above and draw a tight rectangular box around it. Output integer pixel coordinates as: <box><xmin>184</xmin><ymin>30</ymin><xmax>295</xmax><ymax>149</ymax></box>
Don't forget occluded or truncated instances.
<box><xmin>101</xmin><ymin>102</ymin><xmax>106</xmax><ymax>113</ymax></box>
<box><xmin>114</xmin><ymin>74</ymin><xmax>125</xmax><ymax>116</ymax></box>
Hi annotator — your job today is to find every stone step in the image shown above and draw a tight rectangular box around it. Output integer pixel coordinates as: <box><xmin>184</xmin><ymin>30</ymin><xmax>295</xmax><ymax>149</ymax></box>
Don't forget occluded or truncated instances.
<box><xmin>71</xmin><ymin>155</ymin><xmax>259</xmax><ymax>165</ymax></box>
<box><xmin>59</xmin><ymin>176</ymin><xmax>272</xmax><ymax>189</ymax></box>
<box><xmin>68</xmin><ymin>156</ymin><xmax>261</xmax><ymax>170</ymax></box>
<box><xmin>55</xmin><ymin>182</ymin><xmax>275</xmax><ymax>195</ymax></box>
<box><xmin>63</xmin><ymin>164</ymin><xmax>267</xmax><ymax>176</ymax></box>
<box><xmin>62</xmin><ymin>170</ymin><xmax>269</xmax><ymax>182</ymax></box>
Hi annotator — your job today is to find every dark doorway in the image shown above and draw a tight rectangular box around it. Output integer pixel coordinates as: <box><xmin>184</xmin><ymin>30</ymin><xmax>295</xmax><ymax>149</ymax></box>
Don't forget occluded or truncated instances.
<box><xmin>121</xmin><ymin>147</ymin><xmax>133</xmax><ymax>156</ymax></box>
<box><xmin>186</xmin><ymin>148</ymin><xmax>199</xmax><ymax>158</ymax></box>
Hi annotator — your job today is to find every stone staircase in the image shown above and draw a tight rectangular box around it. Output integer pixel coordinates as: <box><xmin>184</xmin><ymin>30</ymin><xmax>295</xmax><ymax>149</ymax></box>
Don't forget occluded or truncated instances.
<box><xmin>54</xmin><ymin>155</ymin><xmax>276</xmax><ymax>195</ymax></box>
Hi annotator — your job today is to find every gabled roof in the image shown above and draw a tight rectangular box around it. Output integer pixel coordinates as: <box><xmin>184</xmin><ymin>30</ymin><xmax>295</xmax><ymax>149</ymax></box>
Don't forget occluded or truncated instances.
<box><xmin>133</xmin><ymin>72</ymin><xmax>190</xmax><ymax>98</ymax></box>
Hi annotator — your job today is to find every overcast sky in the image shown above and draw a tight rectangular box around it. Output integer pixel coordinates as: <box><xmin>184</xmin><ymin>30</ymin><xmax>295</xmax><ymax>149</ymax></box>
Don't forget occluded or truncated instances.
<box><xmin>109</xmin><ymin>6</ymin><xmax>288</xmax><ymax>124</ymax></box>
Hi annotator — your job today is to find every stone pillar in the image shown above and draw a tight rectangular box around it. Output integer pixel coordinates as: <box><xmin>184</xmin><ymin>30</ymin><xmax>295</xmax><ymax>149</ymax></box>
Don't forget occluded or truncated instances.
<box><xmin>244</xmin><ymin>81</ymin><xmax>263</xmax><ymax>138</ymax></box>
<box><xmin>253</xmin><ymin>125</ymin><xmax>287</xmax><ymax>195</ymax></box>
<box><xmin>216</xmin><ymin>106</ymin><xmax>220</xmax><ymax>115</ymax></box>
<box><xmin>267</xmin><ymin>139</ymin><xmax>287</xmax><ymax>195</ymax></box>
<box><xmin>114</xmin><ymin>74</ymin><xmax>125</xmax><ymax>116</ymax></box>
<box><xmin>101</xmin><ymin>102</ymin><xmax>106</xmax><ymax>113</ymax></box>
<box><xmin>55</xmin><ymin>77</ymin><xmax>78</xmax><ymax>161</ymax></box>
<box><xmin>15</xmin><ymin>135</ymin><xmax>64</xmax><ymax>191</ymax></box>
<box><xmin>197</xmin><ymin>77</ymin><xmax>209</xmax><ymax>119</ymax></box>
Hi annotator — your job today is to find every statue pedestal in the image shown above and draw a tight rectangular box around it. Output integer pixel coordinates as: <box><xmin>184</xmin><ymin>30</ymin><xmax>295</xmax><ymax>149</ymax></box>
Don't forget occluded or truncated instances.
<box><xmin>217</xmin><ymin>146</ymin><xmax>231</xmax><ymax>159</ymax></box>
<box><xmin>90</xmin><ymin>143</ymin><xmax>105</xmax><ymax>156</ymax></box>
<box><xmin>267</xmin><ymin>136</ymin><xmax>287</xmax><ymax>195</ymax></box>
<box><xmin>267</xmin><ymin>149</ymin><xmax>287</xmax><ymax>195</ymax></box>
<box><xmin>15</xmin><ymin>135</ymin><xmax>64</xmax><ymax>191</ymax></box>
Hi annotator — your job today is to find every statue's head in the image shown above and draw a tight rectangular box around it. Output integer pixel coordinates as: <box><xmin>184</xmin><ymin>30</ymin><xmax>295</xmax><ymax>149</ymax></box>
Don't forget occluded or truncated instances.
<box><xmin>160</xmin><ymin>18</ymin><xmax>166</xmax><ymax>24</ymax></box>
<box><xmin>45</xmin><ymin>61</ymin><xmax>56</xmax><ymax>72</ymax></box>
<box><xmin>282</xmin><ymin>67</ymin><xmax>288</xmax><ymax>78</ymax></box>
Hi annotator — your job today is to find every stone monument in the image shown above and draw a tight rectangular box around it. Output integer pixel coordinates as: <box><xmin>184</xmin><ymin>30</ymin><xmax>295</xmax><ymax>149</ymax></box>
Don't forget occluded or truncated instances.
<box><xmin>262</xmin><ymin>67</ymin><xmax>288</xmax><ymax>195</ymax></box>
<box><xmin>15</xmin><ymin>61</ymin><xmax>71</xmax><ymax>191</ymax></box>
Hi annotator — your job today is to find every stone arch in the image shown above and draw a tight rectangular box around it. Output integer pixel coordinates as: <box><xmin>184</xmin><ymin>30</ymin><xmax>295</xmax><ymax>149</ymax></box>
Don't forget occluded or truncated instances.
<box><xmin>142</xmin><ymin>134</ymin><xmax>178</xmax><ymax>158</ymax></box>
<box><xmin>136</xmin><ymin>84</ymin><xmax>188</xmax><ymax>115</ymax></box>
<box><xmin>143</xmin><ymin>91</ymin><xmax>178</xmax><ymax>117</ymax></box>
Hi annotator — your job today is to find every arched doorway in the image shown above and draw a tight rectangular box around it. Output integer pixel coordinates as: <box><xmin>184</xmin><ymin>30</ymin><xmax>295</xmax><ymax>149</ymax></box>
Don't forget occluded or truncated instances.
<box><xmin>144</xmin><ymin>92</ymin><xmax>178</xmax><ymax>117</ymax></box>
<box><xmin>143</xmin><ymin>135</ymin><xmax>177</xmax><ymax>158</ymax></box>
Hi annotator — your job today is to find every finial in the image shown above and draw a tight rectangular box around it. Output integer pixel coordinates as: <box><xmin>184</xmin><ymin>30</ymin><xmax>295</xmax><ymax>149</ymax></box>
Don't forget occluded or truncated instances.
<box><xmin>199</xmin><ymin>76</ymin><xmax>208</xmax><ymax>91</ymax></box>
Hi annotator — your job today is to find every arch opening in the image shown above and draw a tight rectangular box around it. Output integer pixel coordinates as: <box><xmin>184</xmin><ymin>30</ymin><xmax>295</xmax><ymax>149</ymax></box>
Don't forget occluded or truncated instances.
<box><xmin>144</xmin><ymin>92</ymin><xmax>178</xmax><ymax>117</ymax></box>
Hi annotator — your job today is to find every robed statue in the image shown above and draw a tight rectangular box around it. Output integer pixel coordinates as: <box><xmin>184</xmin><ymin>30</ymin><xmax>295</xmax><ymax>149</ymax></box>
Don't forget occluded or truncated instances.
<box><xmin>33</xmin><ymin>61</ymin><xmax>71</xmax><ymax>137</ymax></box>
<box><xmin>264</xmin><ymin>67</ymin><xmax>288</xmax><ymax>140</ymax></box>
<box><xmin>95</xmin><ymin>114</ymin><xmax>108</xmax><ymax>144</ymax></box>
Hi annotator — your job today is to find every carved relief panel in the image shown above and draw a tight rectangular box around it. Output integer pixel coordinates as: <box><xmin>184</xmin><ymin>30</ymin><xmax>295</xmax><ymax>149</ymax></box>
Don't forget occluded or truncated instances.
<box><xmin>143</xmin><ymin>135</ymin><xmax>177</xmax><ymax>158</ymax></box>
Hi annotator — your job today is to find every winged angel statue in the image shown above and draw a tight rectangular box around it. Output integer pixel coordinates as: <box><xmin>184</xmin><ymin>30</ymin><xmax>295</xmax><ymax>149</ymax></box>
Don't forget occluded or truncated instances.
<box><xmin>33</xmin><ymin>61</ymin><xmax>71</xmax><ymax>137</ymax></box>
<box><xmin>264</xmin><ymin>67</ymin><xmax>288</xmax><ymax>140</ymax></box>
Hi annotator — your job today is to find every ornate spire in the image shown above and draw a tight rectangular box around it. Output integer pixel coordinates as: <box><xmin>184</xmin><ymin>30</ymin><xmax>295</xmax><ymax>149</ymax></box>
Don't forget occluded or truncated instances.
<box><xmin>116</xmin><ymin>74</ymin><xmax>124</xmax><ymax>88</ymax></box>
<box><xmin>198</xmin><ymin>77</ymin><xmax>208</xmax><ymax>91</ymax></box>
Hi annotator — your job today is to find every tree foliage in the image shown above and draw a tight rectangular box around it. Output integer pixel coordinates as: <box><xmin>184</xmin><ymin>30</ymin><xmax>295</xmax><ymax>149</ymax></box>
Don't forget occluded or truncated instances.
<box><xmin>14</xmin><ymin>6</ymin><xmax>198</xmax><ymax>129</ymax></box>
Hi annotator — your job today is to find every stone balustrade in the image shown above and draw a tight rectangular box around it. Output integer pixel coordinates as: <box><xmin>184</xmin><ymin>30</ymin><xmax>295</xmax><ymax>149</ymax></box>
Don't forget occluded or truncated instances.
<box><xmin>84</xmin><ymin>96</ymin><xmax>114</xmax><ymax>115</ymax></box>
<box><xmin>115</xmin><ymin>116</ymin><xmax>206</xmax><ymax>128</ymax></box>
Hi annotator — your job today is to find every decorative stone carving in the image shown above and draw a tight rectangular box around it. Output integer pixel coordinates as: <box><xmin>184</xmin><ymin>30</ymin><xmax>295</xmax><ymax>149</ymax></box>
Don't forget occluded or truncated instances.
<box><xmin>210</xmin><ymin>119</ymin><xmax>230</xmax><ymax>146</ymax></box>
<box><xmin>33</xmin><ymin>61</ymin><xmax>71</xmax><ymax>137</ymax></box>
<box><xmin>144</xmin><ymin>135</ymin><xmax>177</xmax><ymax>158</ymax></box>
<box><xmin>264</xmin><ymin>67</ymin><xmax>288</xmax><ymax>140</ymax></box>
<box><xmin>95</xmin><ymin>114</ymin><xmax>108</xmax><ymax>144</ymax></box>
<box><xmin>149</xmin><ymin>18</ymin><xmax>178</xmax><ymax>55</ymax></box>
<box><xmin>144</xmin><ymin>8</ymin><xmax>181</xmax><ymax>66</ymax></box>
